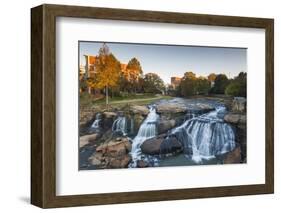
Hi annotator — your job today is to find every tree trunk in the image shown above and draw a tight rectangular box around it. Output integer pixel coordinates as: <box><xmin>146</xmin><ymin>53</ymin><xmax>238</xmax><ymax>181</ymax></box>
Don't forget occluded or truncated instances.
<box><xmin>106</xmin><ymin>85</ymin><xmax>109</xmax><ymax>106</ymax></box>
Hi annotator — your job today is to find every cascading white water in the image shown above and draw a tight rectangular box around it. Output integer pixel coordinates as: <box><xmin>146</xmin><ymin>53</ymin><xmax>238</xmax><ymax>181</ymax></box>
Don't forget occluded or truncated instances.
<box><xmin>112</xmin><ymin>116</ymin><xmax>127</xmax><ymax>135</ymax></box>
<box><xmin>130</xmin><ymin>106</ymin><xmax>159</xmax><ymax>165</ymax></box>
<box><xmin>165</xmin><ymin>106</ymin><xmax>236</xmax><ymax>163</ymax></box>
<box><xmin>91</xmin><ymin>113</ymin><xmax>101</xmax><ymax>129</ymax></box>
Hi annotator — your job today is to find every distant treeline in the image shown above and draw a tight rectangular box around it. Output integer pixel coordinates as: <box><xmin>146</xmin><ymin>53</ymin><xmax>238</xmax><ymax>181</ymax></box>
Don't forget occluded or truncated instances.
<box><xmin>169</xmin><ymin>71</ymin><xmax>246</xmax><ymax>97</ymax></box>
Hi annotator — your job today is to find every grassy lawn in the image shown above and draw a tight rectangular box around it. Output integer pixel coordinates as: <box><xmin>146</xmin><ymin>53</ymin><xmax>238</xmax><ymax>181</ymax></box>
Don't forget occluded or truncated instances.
<box><xmin>80</xmin><ymin>93</ymin><xmax>172</xmax><ymax>108</ymax></box>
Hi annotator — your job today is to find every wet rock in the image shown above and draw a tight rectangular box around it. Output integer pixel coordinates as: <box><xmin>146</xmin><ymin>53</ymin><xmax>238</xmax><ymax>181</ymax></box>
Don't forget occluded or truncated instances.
<box><xmin>141</xmin><ymin>134</ymin><xmax>182</xmax><ymax>155</ymax></box>
<box><xmin>224</xmin><ymin>113</ymin><xmax>246</xmax><ymax>124</ymax></box>
<box><xmin>79</xmin><ymin>107</ymin><xmax>95</xmax><ymax>126</ymax></box>
<box><xmin>109</xmin><ymin>155</ymin><xmax>132</xmax><ymax>168</ymax></box>
<box><xmin>130</xmin><ymin>105</ymin><xmax>149</xmax><ymax>116</ymax></box>
<box><xmin>140</xmin><ymin>135</ymin><xmax>165</xmax><ymax>155</ymax></box>
<box><xmin>160</xmin><ymin>135</ymin><xmax>183</xmax><ymax>155</ymax></box>
<box><xmin>137</xmin><ymin>160</ymin><xmax>149</xmax><ymax>168</ymax></box>
<box><xmin>103</xmin><ymin>111</ymin><xmax>117</xmax><ymax>118</ymax></box>
<box><xmin>158</xmin><ymin>119</ymin><xmax>176</xmax><ymax>134</ymax></box>
<box><xmin>224</xmin><ymin>113</ymin><xmax>241</xmax><ymax>124</ymax></box>
<box><xmin>156</xmin><ymin>103</ymin><xmax>187</xmax><ymax>114</ymax></box>
<box><xmin>236</xmin><ymin>123</ymin><xmax>247</xmax><ymax>162</ymax></box>
<box><xmin>101</xmin><ymin>115</ymin><xmax>116</xmax><ymax>131</ymax></box>
<box><xmin>133</xmin><ymin>114</ymin><xmax>145</xmax><ymax>133</ymax></box>
<box><xmin>224</xmin><ymin>146</ymin><xmax>242</xmax><ymax>164</ymax></box>
<box><xmin>99</xmin><ymin>129</ymin><xmax>114</xmax><ymax>143</ymax></box>
<box><xmin>194</xmin><ymin>103</ymin><xmax>215</xmax><ymax>112</ymax></box>
<box><xmin>89</xmin><ymin>137</ymin><xmax>132</xmax><ymax>169</ymax></box>
<box><xmin>96</xmin><ymin>137</ymin><xmax>131</xmax><ymax>157</ymax></box>
<box><xmin>232</xmin><ymin>97</ymin><xmax>246</xmax><ymax>113</ymax></box>
<box><xmin>79</xmin><ymin>133</ymin><xmax>101</xmax><ymax>148</ymax></box>
<box><xmin>224</xmin><ymin>112</ymin><xmax>246</xmax><ymax>162</ymax></box>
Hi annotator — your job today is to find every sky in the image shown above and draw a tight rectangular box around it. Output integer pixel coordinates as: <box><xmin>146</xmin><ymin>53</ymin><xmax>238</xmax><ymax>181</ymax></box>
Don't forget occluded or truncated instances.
<box><xmin>79</xmin><ymin>41</ymin><xmax>247</xmax><ymax>84</ymax></box>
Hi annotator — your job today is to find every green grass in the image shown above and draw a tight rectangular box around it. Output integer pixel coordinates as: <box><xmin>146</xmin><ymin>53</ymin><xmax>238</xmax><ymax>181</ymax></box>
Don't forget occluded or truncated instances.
<box><xmin>80</xmin><ymin>93</ymin><xmax>172</xmax><ymax>108</ymax></box>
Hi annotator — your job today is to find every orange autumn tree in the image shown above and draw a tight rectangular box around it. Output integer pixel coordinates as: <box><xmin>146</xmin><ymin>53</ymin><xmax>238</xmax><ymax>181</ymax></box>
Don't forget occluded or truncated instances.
<box><xmin>89</xmin><ymin>43</ymin><xmax>121</xmax><ymax>106</ymax></box>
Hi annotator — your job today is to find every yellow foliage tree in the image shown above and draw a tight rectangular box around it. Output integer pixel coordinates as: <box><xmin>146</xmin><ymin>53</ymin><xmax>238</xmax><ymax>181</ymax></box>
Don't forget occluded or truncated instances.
<box><xmin>93</xmin><ymin>45</ymin><xmax>121</xmax><ymax>105</ymax></box>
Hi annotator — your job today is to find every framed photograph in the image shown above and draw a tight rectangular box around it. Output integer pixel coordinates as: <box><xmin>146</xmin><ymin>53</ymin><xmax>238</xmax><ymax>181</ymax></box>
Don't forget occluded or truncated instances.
<box><xmin>31</xmin><ymin>4</ymin><xmax>274</xmax><ymax>208</ymax></box>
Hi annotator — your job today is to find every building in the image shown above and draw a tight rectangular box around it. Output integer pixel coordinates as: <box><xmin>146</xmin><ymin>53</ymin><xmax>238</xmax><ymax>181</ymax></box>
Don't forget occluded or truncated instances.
<box><xmin>83</xmin><ymin>55</ymin><xmax>97</xmax><ymax>79</ymax></box>
<box><xmin>83</xmin><ymin>55</ymin><xmax>129</xmax><ymax>79</ymax></box>
<box><xmin>170</xmin><ymin>77</ymin><xmax>182</xmax><ymax>89</ymax></box>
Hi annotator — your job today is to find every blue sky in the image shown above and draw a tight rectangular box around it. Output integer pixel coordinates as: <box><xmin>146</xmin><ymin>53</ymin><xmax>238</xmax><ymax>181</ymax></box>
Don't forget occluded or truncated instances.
<box><xmin>79</xmin><ymin>41</ymin><xmax>247</xmax><ymax>84</ymax></box>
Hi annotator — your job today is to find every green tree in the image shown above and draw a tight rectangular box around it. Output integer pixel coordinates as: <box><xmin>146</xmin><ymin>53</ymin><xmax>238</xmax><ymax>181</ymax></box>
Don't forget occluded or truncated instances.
<box><xmin>212</xmin><ymin>74</ymin><xmax>229</xmax><ymax>94</ymax></box>
<box><xmin>225</xmin><ymin>81</ymin><xmax>241</xmax><ymax>96</ymax></box>
<box><xmin>184</xmin><ymin>71</ymin><xmax>196</xmax><ymax>80</ymax></box>
<box><xmin>196</xmin><ymin>78</ymin><xmax>211</xmax><ymax>95</ymax></box>
<box><xmin>179</xmin><ymin>71</ymin><xmax>197</xmax><ymax>96</ymax></box>
<box><xmin>126</xmin><ymin>57</ymin><xmax>143</xmax><ymax>93</ymax></box>
<box><xmin>143</xmin><ymin>73</ymin><xmax>165</xmax><ymax>94</ymax></box>
<box><xmin>225</xmin><ymin>72</ymin><xmax>246</xmax><ymax>97</ymax></box>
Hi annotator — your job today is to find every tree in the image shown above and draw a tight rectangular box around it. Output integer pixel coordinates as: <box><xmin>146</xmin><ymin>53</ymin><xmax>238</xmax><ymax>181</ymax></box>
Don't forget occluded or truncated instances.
<box><xmin>196</xmin><ymin>78</ymin><xmax>211</xmax><ymax>95</ymax></box>
<box><xmin>212</xmin><ymin>74</ymin><xmax>229</xmax><ymax>94</ymax></box>
<box><xmin>89</xmin><ymin>43</ymin><xmax>121</xmax><ymax>106</ymax></box>
<box><xmin>127</xmin><ymin>57</ymin><xmax>143</xmax><ymax>75</ymax></box>
<box><xmin>225</xmin><ymin>72</ymin><xmax>246</xmax><ymax>97</ymax></box>
<box><xmin>143</xmin><ymin>73</ymin><xmax>165</xmax><ymax>94</ymax></box>
<box><xmin>184</xmin><ymin>71</ymin><xmax>196</xmax><ymax>80</ymax></box>
<box><xmin>179</xmin><ymin>71</ymin><xmax>197</xmax><ymax>96</ymax></box>
<box><xmin>126</xmin><ymin>57</ymin><xmax>143</xmax><ymax>93</ymax></box>
<box><xmin>208</xmin><ymin>73</ymin><xmax>217</xmax><ymax>82</ymax></box>
<box><xmin>225</xmin><ymin>81</ymin><xmax>241</xmax><ymax>96</ymax></box>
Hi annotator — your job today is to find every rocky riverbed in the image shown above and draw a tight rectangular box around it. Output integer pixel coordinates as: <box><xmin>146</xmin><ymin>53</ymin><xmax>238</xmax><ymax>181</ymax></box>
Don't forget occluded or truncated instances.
<box><xmin>79</xmin><ymin>96</ymin><xmax>246</xmax><ymax>170</ymax></box>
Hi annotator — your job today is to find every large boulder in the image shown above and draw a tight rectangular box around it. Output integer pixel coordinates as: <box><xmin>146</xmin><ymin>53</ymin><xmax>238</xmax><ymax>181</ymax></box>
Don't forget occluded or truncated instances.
<box><xmin>79</xmin><ymin>107</ymin><xmax>95</xmax><ymax>126</ymax></box>
<box><xmin>158</xmin><ymin>119</ymin><xmax>176</xmax><ymax>134</ymax></box>
<box><xmin>89</xmin><ymin>137</ymin><xmax>132</xmax><ymax>169</ymax></box>
<box><xmin>140</xmin><ymin>135</ymin><xmax>165</xmax><ymax>155</ymax></box>
<box><xmin>95</xmin><ymin>137</ymin><xmax>132</xmax><ymax>157</ymax></box>
<box><xmin>130</xmin><ymin>105</ymin><xmax>149</xmax><ymax>116</ymax></box>
<box><xmin>232</xmin><ymin>97</ymin><xmax>246</xmax><ymax>113</ymax></box>
<box><xmin>136</xmin><ymin>160</ymin><xmax>149</xmax><ymax>168</ymax></box>
<box><xmin>194</xmin><ymin>103</ymin><xmax>215</xmax><ymax>113</ymax></box>
<box><xmin>223</xmin><ymin>146</ymin><xmax>242</xmax><ymax>164</ymax></box>
<box><xmin>156</xmin><ymin>103</ymin><xmax>187</xmax><ymax>114</ymax></box>
<box><xmin>101</xmin><ymin>113</ymin><xmax>116</xmax><ymax>131</ymax></box>
<box><xmin>224</xmin><ymin>113</ymin><xmax>246</xmax><ymax>125</ymax></box>
<box><xmin>224</xmin><ymin>112</ymin><xmax>246</xmax><ymax>162</ymax></box>
<box><xmin>140</xmin><ymin>134</ymin><xmax>182</xmax><ymax>155</ymax></box>
<box><xmin>133</xmin><ymin>114</ymin><xmax>145</xmax><ymax>134</ymax></box>
<box><xmin>79</xmin><ymin>133</ymin><xmax>101</xmax><ymax>148</ymax></box>
<box><xmin>236</xmin><ymin>123</ymin><xmax>247</xmax><ymax>162</ymax></box>
<box><xmin>103</xmin><ymin>111</ymin><xmax>117</xmax><ymax>119</ymax></box>
<box><xmin>109</xmin><ymin>155</ymin><xmax>132</xmax><ymax>168</ymax></box>
<box><xmin>159</xmin><ymin>135</ymin><xmax>183</xmax><ymax>155</ymax></box>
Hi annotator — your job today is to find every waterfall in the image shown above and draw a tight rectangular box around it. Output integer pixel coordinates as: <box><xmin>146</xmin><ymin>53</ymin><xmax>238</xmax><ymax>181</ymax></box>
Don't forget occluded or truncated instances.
<box><xmin>112</xmin><ymin>116</ymin><xmax>127</xmax><ymax>135</ymax></box>
<box><xmin>162</xmin><ymin>106</ymin><xmax>236</xmax><ymax>163</ymax></box>
<box><xmin>130</xmin><ymin>105</ymin><xmax>159</xmax><ymax>165</ymax></box>
<box><xmin>90</xmin><ymin>113</ymin><xmax>101</xmax><ymax>130</ymax></box>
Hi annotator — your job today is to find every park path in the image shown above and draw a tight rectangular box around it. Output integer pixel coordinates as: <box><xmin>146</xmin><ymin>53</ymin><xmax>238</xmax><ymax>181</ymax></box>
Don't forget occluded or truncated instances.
<box><xmin>109</xmin><ymin>96</ymin><xmax>166</xmax><ymax>104</ymax></box>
